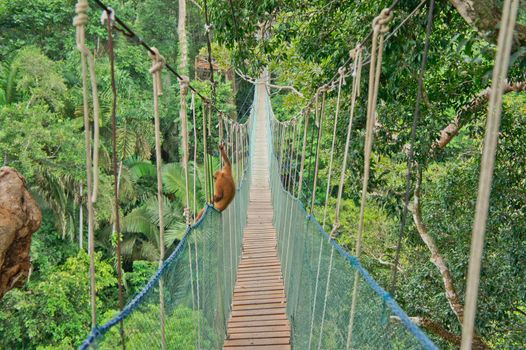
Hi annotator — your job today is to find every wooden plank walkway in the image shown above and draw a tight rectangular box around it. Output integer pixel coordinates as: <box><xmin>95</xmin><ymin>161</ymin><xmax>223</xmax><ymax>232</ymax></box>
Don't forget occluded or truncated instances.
<box><xmin>224</xmin><ymin>82</ymin><xmax>291</xmax><ymax>350</ymax></box>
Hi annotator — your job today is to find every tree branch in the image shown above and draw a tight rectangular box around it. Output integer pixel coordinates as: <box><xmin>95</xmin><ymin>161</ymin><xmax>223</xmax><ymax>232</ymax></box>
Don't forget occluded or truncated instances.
<box><xmin>449</xmin><ymin>0</ymin><xmax>526</xmax><ymax>48</ymax></box>
<box><xmin>411</xmin><ymin>167</ymin><xmax>490</xmax><ymax>349</ymax></box>
<box><xmin>412</xmin><ymin>168</ymin><xmax>465</xmax><ymax>324</ymax></box>
<box><xmin>432</xmin><ymin>81</ymin><xmax>526</xmax><ymax>150</ymax></box>
<box><xmin>235</xmin><ymin>69</ymin><xmax>305</xmax><ymax>98</ymax></box>
<box><xmin>391</xmin><ymin>316</ymin><xmax>461</xmax><ymax>346</ymax></box>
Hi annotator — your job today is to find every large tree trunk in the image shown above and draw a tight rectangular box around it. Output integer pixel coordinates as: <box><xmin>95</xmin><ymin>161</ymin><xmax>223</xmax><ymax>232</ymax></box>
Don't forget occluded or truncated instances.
<box><xmin>0</xmin><ymin>167</ymin><xmax>42</xmax><ymax>300</ymax></box>
<box><xmin>450</xmin><ymin>0</ymin><xmax>526</xmax><ymax>47</ymax></box>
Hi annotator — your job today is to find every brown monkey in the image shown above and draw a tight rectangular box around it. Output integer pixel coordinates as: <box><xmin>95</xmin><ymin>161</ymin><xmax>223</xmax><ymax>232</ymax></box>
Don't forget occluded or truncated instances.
<box><xmin>195</xmin><ymin>143</ymin><xmax>235</xmax><ymax>222</ymax></box>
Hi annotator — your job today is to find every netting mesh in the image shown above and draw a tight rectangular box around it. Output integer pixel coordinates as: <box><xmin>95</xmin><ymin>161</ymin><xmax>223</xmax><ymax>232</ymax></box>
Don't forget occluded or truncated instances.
<box><xmin>265</xmin><ymin>93</ymin><xmax>437</xmax><ymax>350</ymax></box>
<box><xmin>80</xmin><ymin>108</ymin><xmax>255</xmax><ymax>350</ymax></box>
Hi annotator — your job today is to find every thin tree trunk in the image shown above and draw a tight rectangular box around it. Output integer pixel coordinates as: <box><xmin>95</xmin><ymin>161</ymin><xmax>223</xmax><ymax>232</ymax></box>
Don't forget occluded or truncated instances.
<box><xmin>412</xmin><ymin>167</ymin><xmax>489</xmax><ymax>349</ymax></box>
<box><xmin>412</xmin><ymin>167</ymin><xmax>464</xmax><ymax>324</ymax></box>
<box><xmin>178</xmin><ymin>0</ymin><xmax>188</xmax><ymax>74</ymax></box>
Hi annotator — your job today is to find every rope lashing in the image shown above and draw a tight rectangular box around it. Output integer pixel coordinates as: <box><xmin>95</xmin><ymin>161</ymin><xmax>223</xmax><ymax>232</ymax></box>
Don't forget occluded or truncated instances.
<box><xmin>347</xmin><ymin>9</ymin><xmax>392</xmax><ymax>350</ymax></box>
<box><xmin>331</xmin><ymin>46</ymin><xmax>363</xmax><ymax>239</ymax></box>
<box><xmin>461</xmin><ymin>1</ymin><xmax>519</xmax><ymax>348</ymax></box>
<box><xmin>149</xmin><ymin>46</ymin><xmax>167</xmax><ymax>350</ymax></box>
<box><xmin>73</xmin><ymin>0</ymin><xmax>99</xmax><ymax>328</ymax></box>
<box><xmin>179</xmin><ymin>76</ymin><xmax>192</xmax><ymax>226</ymax></box>
<box><xmin>356</xmin><ymin>7</ymin><xmax>392</xmax><ymax>259</ymax></box>
<box><xmin>322</xmin><ymin>67</ymin><xmax>346</xmax><ymax>229</ymax></box>
<box><xmin>390</xmin><ymin>0</ymin><xmax>434</xmax><ymax>295</ymax></box>
<box><xmin>103</xmin><ymin>7</ymin><xmax>125</xmax><ymax>346</ymax></box>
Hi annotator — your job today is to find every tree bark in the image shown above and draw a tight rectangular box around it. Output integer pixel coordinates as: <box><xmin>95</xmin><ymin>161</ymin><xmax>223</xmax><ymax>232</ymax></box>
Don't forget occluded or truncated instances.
<box><xmin>412</xmin><ymin>168</ymin><xmax>465</xmax><ymax>324</ymax></box>
<box><xmin>0</xmin><ymin>167</ymin><xmax>42</xmax><ymax>300</ymax></box>
<box><xmin>449</xmin><ymin>0</ymin><xmax>526</xmax><ymax>47</ymax></box>
<box><xmin>433</xmin><ymin>81</ymin><xmax>526</xmax><ymax>150</ymax></box>
<box><xmin>178</xmin><ymin>0</ymin><xmax>188</xmax><ymax>73</ymax></box>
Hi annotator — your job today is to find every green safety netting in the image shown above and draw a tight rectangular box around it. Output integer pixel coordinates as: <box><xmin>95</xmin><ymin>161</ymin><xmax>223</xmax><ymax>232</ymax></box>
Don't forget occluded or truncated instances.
<box><xmin>80</xmin><ymin>96</ymin><xmax>256</xmax><ymax>350</ymax></box>
<box><xmin>265</xmin><ymin>92</ymin><xmax>437</xmax><ymax>350</ymax></box>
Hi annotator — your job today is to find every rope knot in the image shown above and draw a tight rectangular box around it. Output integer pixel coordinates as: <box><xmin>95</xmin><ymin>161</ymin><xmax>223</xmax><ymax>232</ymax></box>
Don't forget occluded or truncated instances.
<box><xmin>149</xmin><ymin>47</ymin><xmax>165</xmax><ymax>74</ymax></box>
<box><xmin>373</xmin><ymin>8</ymin><xmax>393</xmax><ymax>33</ymax></box>
<box><xmin>338</xmin><ymin>67</ymin><xmax>347</xmax><ymax>86</ymax></box>
<box><xmin>179</xmin><ymin>75</ymin><xmax>190</xmax><ymax>96</ymax></box>
<box><xmin>73</xmin><ymin>1</ymin><xmax>89</xmax><ymax>27</ymax></box>
<box><xmin>330</xmin><ymin>222</ymin><xmax>341</xmax><ymax>239</ymax></box>
<box><xmin>149</xmin><ymin>47</ymin><xmax>165</xmax><ymax>95</ymax></box>
<box><xmin>183</xmin><ymin>207</ymin><xmax>191</xmax><ymax>225</ymax></box>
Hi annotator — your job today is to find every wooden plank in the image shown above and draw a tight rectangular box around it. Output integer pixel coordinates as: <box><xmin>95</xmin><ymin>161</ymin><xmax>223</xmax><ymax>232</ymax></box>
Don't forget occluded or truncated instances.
<box><xmin>228</xmin><ymin>331</ymin><xmax>290</xmax><ymax>340</ymax></box>
<box><xmin>228</xmin><ymin>319</ymin><xmax>289</xmax><ymax>328</ymax></box>
<box><xmin>227</xmin><ymin>325</ymin><xmax>290</xmax><ymax>334</ymax></box>
<box><xmin>233</xmin><ymin>303</ymin><xmax>287</xmax><ymax>311</ymax></box>
<box><xmin>224</xmin><ymin>345</ymin><xmax>291</xmax><ymax>350</ymax></box>
<box><xmin>231</xmin><ymin>308</ymin><xmax>287</xmax><ymax>317</ymax></box>
<box><xmin>224</xmin><ymin>338</ymin><xmax>290</xmax><ymax>346</ymax></box>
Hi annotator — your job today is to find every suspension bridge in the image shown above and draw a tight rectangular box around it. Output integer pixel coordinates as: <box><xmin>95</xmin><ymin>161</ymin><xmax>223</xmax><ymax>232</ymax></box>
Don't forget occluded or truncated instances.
<box><xmin>73</xmin><ymin>0</ymin><xmax>521</xmax><ymax>348</ymax></box>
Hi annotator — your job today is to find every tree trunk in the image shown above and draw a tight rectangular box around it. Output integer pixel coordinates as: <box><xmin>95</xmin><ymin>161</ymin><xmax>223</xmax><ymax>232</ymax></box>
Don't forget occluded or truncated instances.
<box><xmin>0</xmin><ymin>167</ymin><xmax>42</xmax><ymax>300</ymax></box>
<box><xmin>412</xmin><ymin>168</ymin><xmax>465</xmax><ymax>324</ymax></box>
<box><xmin>411</xmin><ymin>167</ymin><xmax>490</xmax><ymax>349</ymax></box>
<box><xmin>450</xmin><ymin>0</ymin><xmax>526</xmax><ymax>47</ymax></box>
<box><xmin>178</xmin><ymin>0</ymin><xmax>188</xmax><ymax>74</ymax></box>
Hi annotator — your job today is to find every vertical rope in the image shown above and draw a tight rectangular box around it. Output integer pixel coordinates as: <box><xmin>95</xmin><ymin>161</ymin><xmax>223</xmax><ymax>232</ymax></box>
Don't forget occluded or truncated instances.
<box><xmin>202</xmin><ymin>101</ymin><xmax>210</xmax><ymax>203</ymax></box>
<box><xmin>461</xmin><ymin>1</ymin><xmax>519</xmax><ymax>348</ymax></box>
<box><xmin>103</xmin><ymin>7</ymin><xmax>125</xmax><ymax>348</ymax></box>
<box><xmin>332</xmin><ymin>47</ymin><xmax>363</xmax><ymax>238</ymax></box>
<box><xmin>187</xmin><ymin>239</ymin><xmax>197</xmax><ymax>348</ymax></box>
<box><xmin>191</xmin><ymin>92</ymin><xmax>197</xmax><ymax>217</ymax></box>
<box><xmin>347</xmin><ymin>9</ymin><xmax>392</xmax><ymax>349</ymax></box>
<box><xmin>316</xmin><ymin>47</ymin><xmax>364</xmax><ymax>350</ymax></box>
<box><xmin>194</xmin><ymin>236</ymin><xmax>202</xmax><ymax>350</ymax></box>
<box><xmin>297</xmin><ymin>109</ymin><xmax>310</xmax><ymax>195</ymax></box>
<box><xmin>73</xmin><ymin>0</ymin><xmax>98</xmax><ymax>328</ymax></box>
<box><xmin>284</xmin><ymin>120</ymin><xmax>299</xmax><ymax>284</ymax></box>
<box><xmin>322</xmin><ymin>68</ymin><xmax>346</xmax><ymax>229</ymax></box>
<box><xmin>180</xmin><ymin>76</ymin><xmax>191</xmax><ymax>225</ymax></box>
<box><xmin>390</xmin><ymin>0</ymin><xmax>434</xmax><ymax>295</ymax></box>
<box><xmin>149</xmin><ymin>47</ymin><xmax>167</xmax><ymax>350</ymax></box>
<box><xmin>317</xmin><ymin>246</ymin><xmax>335</xmax><ymax>350</ymax></box>
<box><xmin>310</xmin><ymin>90</ymin><xmax>327</xmax><ymax>215</ymax></box>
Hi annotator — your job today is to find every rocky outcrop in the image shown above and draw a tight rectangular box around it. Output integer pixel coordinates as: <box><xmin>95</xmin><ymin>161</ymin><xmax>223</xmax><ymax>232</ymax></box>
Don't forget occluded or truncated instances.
<box><xmin>0</xmin><ymin>167</ymin><xmax>41</xmax><ymax>300</ymax></box>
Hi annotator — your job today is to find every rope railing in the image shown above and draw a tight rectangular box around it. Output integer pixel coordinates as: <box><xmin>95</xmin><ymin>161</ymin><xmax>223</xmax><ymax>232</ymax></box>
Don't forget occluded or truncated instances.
<box><xmin>74</xmin><ymin>2</ymin><xmax>255</xmax><ymax>348</ymax></box>
<box><xmin>79</xmin><ymin>85</ymin><xmax>256</xmax><ymax>350</ymax></box>
<box><xmin>266</xmin><ymin>82</ymin><xmax>437</xmax><ymax>349</ymax></box>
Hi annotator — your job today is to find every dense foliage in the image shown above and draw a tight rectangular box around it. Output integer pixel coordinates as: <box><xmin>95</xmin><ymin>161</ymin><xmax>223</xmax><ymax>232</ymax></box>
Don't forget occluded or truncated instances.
<box><xmin>0</xmin><ymin>0</ymin><xmax>524</xmax><ymax>348</ymax></box>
